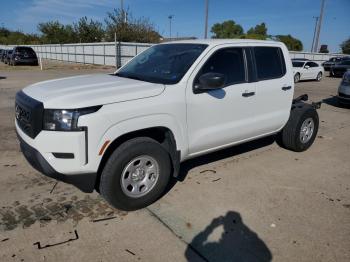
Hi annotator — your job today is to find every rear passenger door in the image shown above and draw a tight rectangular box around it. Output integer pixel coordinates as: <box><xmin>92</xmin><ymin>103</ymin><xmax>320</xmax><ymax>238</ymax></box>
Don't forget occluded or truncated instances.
<box><xmin>303</xmin><ymin>62</ymin><xmax>315</xmax><ymax>79</ymax></box>
<box><xmin>308</xmin><ymin>62</ymin><xmax>320</xmax><ymax>79</ymax></box>
<box><xmin>186</xmin><ymin>46</ymin><xmax>258</xmax><ymax>155</ymax></box>
<box><xmin>251</xmin><ymin>46</ymin><xmax>293</xmax><ymax>135</ymax></box>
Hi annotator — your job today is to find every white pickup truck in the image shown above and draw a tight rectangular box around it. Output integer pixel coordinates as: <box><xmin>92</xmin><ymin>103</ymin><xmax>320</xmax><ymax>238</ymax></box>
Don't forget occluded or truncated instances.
<box><xmin>15</xmin><ymin>39</ymin><xmax>320</xmax><ymax>210</ymax></box>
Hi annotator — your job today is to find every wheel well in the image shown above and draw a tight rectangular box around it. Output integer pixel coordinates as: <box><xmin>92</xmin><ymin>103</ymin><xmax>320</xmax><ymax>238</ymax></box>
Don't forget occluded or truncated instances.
<box><xmin>95</xmin><ymin>127</ymin><xmax>179</xmax><ymax>190</ymax></box>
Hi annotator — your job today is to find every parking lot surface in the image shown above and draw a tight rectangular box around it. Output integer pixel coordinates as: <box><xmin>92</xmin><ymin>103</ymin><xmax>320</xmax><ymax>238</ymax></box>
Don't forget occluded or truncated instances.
<box><xmin>0</xmin><ymin>62</ymin><xmax>349</xmax><ymax>262</ymax></box>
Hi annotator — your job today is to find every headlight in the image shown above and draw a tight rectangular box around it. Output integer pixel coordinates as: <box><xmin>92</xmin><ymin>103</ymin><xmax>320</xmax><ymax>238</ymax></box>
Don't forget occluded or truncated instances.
<box><xmin>43</xmin><ymin>106</ymin><xmax>101</xmax><ymax>131</ymax></box>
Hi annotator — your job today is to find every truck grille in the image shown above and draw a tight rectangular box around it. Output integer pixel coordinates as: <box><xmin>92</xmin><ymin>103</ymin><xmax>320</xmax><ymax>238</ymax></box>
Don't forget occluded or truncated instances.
<box><xmin>15</xmin><ymin>91</ymin><xmax>44</xmax><ymax>138</ymax></box>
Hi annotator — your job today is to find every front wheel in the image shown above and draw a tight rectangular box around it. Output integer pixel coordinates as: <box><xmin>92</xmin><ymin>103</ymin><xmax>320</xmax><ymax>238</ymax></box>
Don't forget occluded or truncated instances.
<box><xmin>279</xmin><ymin>106</ymin><xmax>319</xmax><ymax>152</ymax></box>
<box><xmin>99</xmin><ymin>137</ymin><xmax>171</xmax><ymax>211</ymax></box>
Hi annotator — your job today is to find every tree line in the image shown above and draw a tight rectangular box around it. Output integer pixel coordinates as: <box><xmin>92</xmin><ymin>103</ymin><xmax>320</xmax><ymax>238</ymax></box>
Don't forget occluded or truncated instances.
<box><xmin>0</xmin><ymin>8</ymin><xmax>160</xmax><ymax>45</ymax></box>
<box><xmin>210</xmin><ymin>20</ymin><xmax>303</xmax><ymax>51</ymax></box>
<box><xmin>1</xmin><ymin>10</ymin><xmax>349</xmax><ymax>54</ymax></box>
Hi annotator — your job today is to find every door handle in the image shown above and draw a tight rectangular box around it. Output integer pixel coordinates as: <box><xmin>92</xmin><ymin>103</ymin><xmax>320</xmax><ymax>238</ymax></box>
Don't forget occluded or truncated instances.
<box><xmin>282</xmin><ymin>86</ymin><xmax>292</xmax><ymax>91</ymax></box>
<box><xmin>242</xmin><ymin>91</ymin><xmax>255</xmax><ymax>97</ymax></box>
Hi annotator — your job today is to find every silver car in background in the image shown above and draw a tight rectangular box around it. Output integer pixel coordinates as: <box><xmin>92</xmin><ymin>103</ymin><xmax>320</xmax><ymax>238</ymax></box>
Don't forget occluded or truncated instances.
<box><xmin>338</xmin><ymin>70</ymin><xmax>350</xmax><ymax>105</ymax></box>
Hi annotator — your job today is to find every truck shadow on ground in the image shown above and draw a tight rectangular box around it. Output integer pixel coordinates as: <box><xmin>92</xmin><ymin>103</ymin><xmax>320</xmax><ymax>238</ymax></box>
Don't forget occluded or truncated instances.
<box><xmin>322</xmin><ymin>96</ymin><xmax>350</xmax><ymax>109</ymax></box>
<box><xmin>185</xmin><ymin>211</ymin><xmax>272</xmax><ymax>262</ymax></box>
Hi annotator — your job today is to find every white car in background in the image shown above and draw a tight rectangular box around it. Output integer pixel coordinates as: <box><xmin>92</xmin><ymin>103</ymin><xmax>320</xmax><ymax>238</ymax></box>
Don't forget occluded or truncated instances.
<box><xmin>292</xmin><ymin>60</ymin><xmax>324</xmax><ymax>83</ymax></box>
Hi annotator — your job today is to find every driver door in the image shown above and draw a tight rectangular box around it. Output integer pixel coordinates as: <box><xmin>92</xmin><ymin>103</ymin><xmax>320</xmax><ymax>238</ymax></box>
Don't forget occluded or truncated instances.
<box><xmin>186</xmin><ymin>46</ymin><xmax>257</xmax><ymax>155</ymax></box>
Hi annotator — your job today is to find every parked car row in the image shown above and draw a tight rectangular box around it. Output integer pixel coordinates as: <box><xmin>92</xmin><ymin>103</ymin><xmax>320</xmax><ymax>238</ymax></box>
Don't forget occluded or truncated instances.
<box><xmin>291</xmin><ymin>56</ymin><xmax>350</xmax><ymax>82</ymax></box>
<box><xmin>0</xmin><ymin>46</ymin><xmax>38</xmax><ymax>66</ymax></box>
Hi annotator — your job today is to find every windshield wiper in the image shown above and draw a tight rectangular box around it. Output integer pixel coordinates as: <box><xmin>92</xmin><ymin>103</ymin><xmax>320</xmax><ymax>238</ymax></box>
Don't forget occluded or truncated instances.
<box><xmin>115</xmin><ymin>73</ymin><xmax>143</xmax><ymax>81</ymax></box>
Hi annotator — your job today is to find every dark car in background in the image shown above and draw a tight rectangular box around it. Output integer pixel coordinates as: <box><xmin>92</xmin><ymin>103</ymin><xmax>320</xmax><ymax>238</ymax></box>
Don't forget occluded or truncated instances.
<box><xmin>323</xmin><ymin>57</ymin><xmax>350</xmax><ymax>71</ymax></box>
<box><xmin>4</xmin><ymin>50</ymin><xmax>13</xmax><ymax>64</ymax></box>
<box><xmin>9</xmin><ymin>46</ymin><xmax>38</xmax><ymax>66</ymax></box>
<box><xmin>330</xmin><ymin>60</ymin><xmax>350</xmax><ymax>77</ymax></box>
<box><xmin>1</xmin><ymin>50</ymin><xmax>8</xmax><ymax>63</ymax></box>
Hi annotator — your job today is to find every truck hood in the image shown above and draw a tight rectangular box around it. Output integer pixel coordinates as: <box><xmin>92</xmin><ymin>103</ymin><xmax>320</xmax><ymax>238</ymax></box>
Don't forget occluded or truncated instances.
<box><xmin>23</xmin><ymin>74</ymin><xmax>165</xmax><ymax>108</ymax></box>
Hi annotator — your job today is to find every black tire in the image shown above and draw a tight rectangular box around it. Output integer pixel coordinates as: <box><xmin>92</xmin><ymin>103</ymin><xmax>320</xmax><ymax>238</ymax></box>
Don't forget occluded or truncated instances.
<box><xmin>99</xmin><ymin>137</ymin><xmax>171</xmax><ymax>211</ymax></box>
<box><xmin>316</xmin><ymin>72</ymin><xmax>322</xmax><ymax>81</ymax></box>
<box><xmin>280</xmin><ymin>106</ymin><xmax>319</xmax><ymax>152</ymax></box>
<box><xmin>330</xmin><ymin>70</ymin><xmax>334</xmax><ymax>77</ymax></box>
<box><xmin>294</xmin><ymin>73</ymin><xmax>300</xmax><ymax>83</ymax></box>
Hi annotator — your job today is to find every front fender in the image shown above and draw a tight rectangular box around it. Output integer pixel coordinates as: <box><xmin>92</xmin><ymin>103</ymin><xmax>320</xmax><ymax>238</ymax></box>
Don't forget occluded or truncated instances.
<box><xmin>97</xmin><ymin>114</ymin><xmax>187</xmax><ymax>161</ymax></box>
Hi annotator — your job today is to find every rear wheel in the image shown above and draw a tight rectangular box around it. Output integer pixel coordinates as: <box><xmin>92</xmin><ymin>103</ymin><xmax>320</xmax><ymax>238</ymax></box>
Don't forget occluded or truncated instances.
<box><xmin>280</xmin><ymin>106</ymin><xmax>319</xmax><ymax>152</ymax></box>
<box><xmin>294</xmin><ymin>73</ymin><xmax>300</xmax><ymax>83</ymax></box>
<box><xmin>99</xmin><ymin>137</ymin><xmax>171</xmax><ymax>211</ymax></box>
<box><xmin>316</xmin><ymin>72</ymin><xmax>322</xmax><ymax>81</ymax></box>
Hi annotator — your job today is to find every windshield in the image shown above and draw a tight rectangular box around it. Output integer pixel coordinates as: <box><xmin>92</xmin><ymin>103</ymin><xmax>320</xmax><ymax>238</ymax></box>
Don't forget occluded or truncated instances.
<box><xmin>292</xmin><ymin>61</ymin><xmax>304</xmax><ymax>67</ymax></box>
<box><xmin>16</xmin><ymin>47</ymin><xmax>36</xmax><ymax>57</ymax></box>
<box><xmin>340</xmin><ymin>60</ymin><xmax>350</xmax><ymax>65</ymax></box>
<box><xmin>116</xmin><ymin>43</ymin><xmax>208</xmax><ymax>84</ymax></box>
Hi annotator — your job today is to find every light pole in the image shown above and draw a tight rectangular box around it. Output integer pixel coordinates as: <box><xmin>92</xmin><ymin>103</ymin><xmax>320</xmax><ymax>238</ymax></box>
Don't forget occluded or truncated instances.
<box><xmin>314</xmin><ymin>0</ymin><xmax>326</xmax><ymax>52</ymax></box>
<box><xmin>168</xmin><ymin>15</ymin><xmax>174</xmax><ymax>40</ymax></box>
<box><xmin>311</xmin><ymin>16</ymin><xmax>319</xmax><ymax>52</ymax></box>
<box><xmin>204</xmin><ymin>0</ymin><xmax>209</xmax><ymax>39</ymax></box>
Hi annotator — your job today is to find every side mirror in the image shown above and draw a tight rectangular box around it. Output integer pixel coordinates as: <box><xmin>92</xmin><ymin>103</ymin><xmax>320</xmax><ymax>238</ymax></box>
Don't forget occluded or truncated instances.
<box><xmin>194</xmin><ymin>73</ymin><xmax>226</xmax><ymax>92</ymax></box>
<box><xmin>304</xmin><ymin>65</ymin><xmax>310</xmax><ymax>69</ymax></box>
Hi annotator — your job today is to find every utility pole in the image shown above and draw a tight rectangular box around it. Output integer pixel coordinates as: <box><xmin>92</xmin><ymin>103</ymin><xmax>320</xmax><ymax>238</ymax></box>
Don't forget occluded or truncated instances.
<box><xmin>120</xmin><ymin>0</ymin><xmax>127</xmax><ymax>23</ymax></box>
<box><xmin>204</xmin><ymin>0</ymin><xmax>209</xmax><ymax>39</ymax></box>
<box><xmin>311</xmin><ymin>16</ymin><xmax>319</xmax><ymax>52</ymax></box>
<box><xmin>314</xmin><ymin>0</ymin><xmax>325</xmax><ymax>53</ymax></box>
<box><xmin>168</xmin><ymin>15</ymin><xmax>174</xmax><ymax>40</ymax></box>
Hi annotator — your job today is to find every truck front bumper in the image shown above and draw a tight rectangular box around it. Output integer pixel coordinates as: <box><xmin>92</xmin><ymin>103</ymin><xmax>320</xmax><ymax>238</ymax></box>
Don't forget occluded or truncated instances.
<box><xmin>18</xmin><ymin>134</ymin><xmax>96</xmax><ymax>192</ymax></box>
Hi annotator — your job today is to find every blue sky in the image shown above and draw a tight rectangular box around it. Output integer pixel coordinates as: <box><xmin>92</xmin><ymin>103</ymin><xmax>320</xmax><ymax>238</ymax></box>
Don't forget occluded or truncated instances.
<box><xmin>1</xmin><ymin>0</ymin><xmax>349</xmax><ymax>52</ymax></box>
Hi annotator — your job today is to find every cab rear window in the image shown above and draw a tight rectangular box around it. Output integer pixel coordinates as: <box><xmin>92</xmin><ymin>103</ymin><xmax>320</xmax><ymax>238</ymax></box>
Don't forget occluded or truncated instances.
<box><xmin>254</xmin><ymin>47</ymin><xmax>286</xmax><ymax>80</ymax></box>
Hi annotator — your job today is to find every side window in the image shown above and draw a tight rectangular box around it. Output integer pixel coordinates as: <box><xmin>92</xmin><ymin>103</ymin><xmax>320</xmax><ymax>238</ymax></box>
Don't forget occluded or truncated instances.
<box><xmin>305</xmin><ymin>62</ymin><xmax>312</xmax><ymax>67</ymax></box>
<box><xmin>196</xmin><ymin>48</ymin><xmax>246</xmax><ymax>86</ymax></box>
<box><xmin>254</xmin><ymin>47</ymin><xmax>286</xmax><ymax>80</ymax></box>
<box><xmin>310</xmin><ymin>62</ymin><xmax>319</xmax><ymax>67</ymax></box>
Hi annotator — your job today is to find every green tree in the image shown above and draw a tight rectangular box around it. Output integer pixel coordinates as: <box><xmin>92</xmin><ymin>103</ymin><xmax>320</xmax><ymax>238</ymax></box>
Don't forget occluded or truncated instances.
<box><xmin>74</xmin><ymin>17</ymin><xmax>105</xmax><ymax>43</ymax></box>
<box><xmin>275</xmin><ymin>34</ymin><xmax>303</xmax><ymax>51</ymax></box>
<box><xmin>0</xmin><ymin>27</ymin><xmax>41</xmax><ymax>45</ymax></box>
<box><xmin>211</xmin><ymin>20</ymin><xmax>244</xmax><ymax>38</ymax></box>
<box><xmin>105</xmin><ymin>8</ymin><xmax>160</xmax><ymax>43</ymax></box>
<box><xmin>341</xmin><ymin>37</ymin><xmax>350</xmax><ymax>54</ymax></box>
<box><xmin>246</xmin><ymin>22</ymin><xmax>267</xmax><ymax>38</ymax></box>
<box><xmin>38</xmin><ymin>21</ymin><xmax>77</xmax><ymax>44</ymax></box>
<box><xmin>240</xmin><ymin>33</ymin><xmax>266</xmax><ymax>40</ymax></box>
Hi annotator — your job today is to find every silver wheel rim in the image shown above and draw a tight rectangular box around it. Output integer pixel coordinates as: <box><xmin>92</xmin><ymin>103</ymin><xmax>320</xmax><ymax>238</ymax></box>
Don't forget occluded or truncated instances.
<box><xmin>317</xmin><ymin>73</ymin><xmax>322</xmax><ymax>80</ymax></box>
<box><xmin>300</xmin><ymin>117</ymin><xmax>314</xmax><ymax>144</ymax></box>
<box><xmin>120</xmin><ymin>155</ymin><xmax>159</xmax><ymax>198</ymax></box>
<box><xmin>295</xmin><ymin>74</ymin><xmax>299</xmax><ymax>82</ymax></box>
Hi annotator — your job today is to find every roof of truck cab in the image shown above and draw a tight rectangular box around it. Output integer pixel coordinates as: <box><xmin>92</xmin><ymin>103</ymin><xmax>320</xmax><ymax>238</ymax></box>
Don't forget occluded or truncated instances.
<box><xmin>161</xmin><ymin>39</ymin><xmax>284</xmax><ymax>47</ymax></box>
